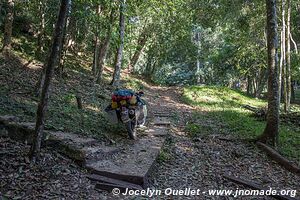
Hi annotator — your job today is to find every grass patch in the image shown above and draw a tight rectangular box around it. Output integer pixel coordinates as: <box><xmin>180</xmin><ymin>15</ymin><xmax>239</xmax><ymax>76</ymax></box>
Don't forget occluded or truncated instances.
<box><xmin>157</xmin><ymin>150</ymin><xmax>171</xmax><ymax>163</ymax></box>
<box><xmin>157</xmin><ymin>136</ymin><xmax>174</xmax><ymax>163</ymax></box>
<box><xmin>183</xmin><ymin>85</ymin><xmax>300</xmax><ymax>163</ymax></box>
<box><xmin>123</xmin><ymin>77</ymin><xmax>145</xmax><ymax>91</ymax></box>
<box><xmin>183</xmin><ymin>86</ymin><xmax>266</xmax><ymax>109</ymax></box>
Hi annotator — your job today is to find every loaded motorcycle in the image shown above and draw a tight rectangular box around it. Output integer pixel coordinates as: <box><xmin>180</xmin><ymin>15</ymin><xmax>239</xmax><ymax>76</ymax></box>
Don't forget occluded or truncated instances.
<box><xmin>105</xmin><ymin>89</ymin><xmax>147</xmax><ymax>139</ymax></box>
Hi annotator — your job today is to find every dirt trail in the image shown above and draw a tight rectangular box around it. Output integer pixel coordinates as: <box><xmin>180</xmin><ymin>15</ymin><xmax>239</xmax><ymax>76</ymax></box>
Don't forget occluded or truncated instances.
<box><xmin>143</xmin><ymin>86</ymin><xmax>300</xmax><ymax>200</ymax></box>
<box><xmin>144</xmin><ymin>86</ymin><xmax>196</xmax><ymax>130</ymax></box>
<box><xmin>0</xmin><ymin>55</ymin><xmax>299</xmax><ymax>200</ymax></box>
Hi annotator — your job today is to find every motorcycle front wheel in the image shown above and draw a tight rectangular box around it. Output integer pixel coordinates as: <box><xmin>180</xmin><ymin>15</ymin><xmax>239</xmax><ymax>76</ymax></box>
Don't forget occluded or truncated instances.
<box><xmin>125</xmin><ymin>120</ymin><xmax>137</xmax><ymax>140</ymax></box>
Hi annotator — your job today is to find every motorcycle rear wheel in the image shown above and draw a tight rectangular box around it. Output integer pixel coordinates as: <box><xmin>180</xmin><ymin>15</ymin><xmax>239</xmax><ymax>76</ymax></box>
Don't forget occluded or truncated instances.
<box><xmin>125</xmin><ymin>121</ymin><xmax>137</xmax><ymax>140</ymax></box>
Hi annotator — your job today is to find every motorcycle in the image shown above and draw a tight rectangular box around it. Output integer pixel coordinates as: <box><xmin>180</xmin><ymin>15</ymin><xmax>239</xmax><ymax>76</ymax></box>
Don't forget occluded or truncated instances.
<box><xmin>105</xmin><ymin>89</ymin><xmax>147</xmax><ymax>140</ymax></box>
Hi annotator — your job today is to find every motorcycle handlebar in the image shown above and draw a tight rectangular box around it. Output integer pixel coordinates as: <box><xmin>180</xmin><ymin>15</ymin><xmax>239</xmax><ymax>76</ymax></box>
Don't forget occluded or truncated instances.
<box><xmin>137</xmin><ymin>91</ymin><xmax>144</xmax><ymax>96</ymax></box>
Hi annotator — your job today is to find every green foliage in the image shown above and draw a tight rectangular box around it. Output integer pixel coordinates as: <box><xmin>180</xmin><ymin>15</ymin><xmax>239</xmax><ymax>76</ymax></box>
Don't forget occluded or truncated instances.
<box><xmin>2</xmin><ymin>0</ymin><xmax>299</xmax><ymax>163</ymax></box>
<box><xmin>2</xmin><ymin>0</ymin><xmax>300</xmax><ymax>86</ymax></box>
<box><xmin>183</xmin><ymin>86</ymin><xmax>266</xmax><ymax>110</ymax></box>
<box><xmin>0</xmin><ymin>91</ymin><xmax>37</xmax><ymax>122</ymax></box>
<box><xmin>123</xmin><ymin>77</ymin><xmax>144</xmax><ymax>91</ymax></box>
<box><xmin>183</xmin><ymin>86</ymin><xmax>300</xmax><ymax>162</ymax></box>
<box><xmin>157</xmin><ymin>136</ymin><xmax>174</xmax><ymax>163</ymax></box>
<box><xmin>157</xmin><ymin>150</ymin><xmax>171</xmax><ymax>163</ymax></box>
<box><xmin>12</xmin><ymin>35</ymin><xmax>37</xmax><ymax>60</ymax></box>
<box><xmin>153</xmin><ymin>63</ymin><xmax>195</xmax><ymax>86</ymax></box>
<box><xmin>185</xmin><ymin>123</ymin><xmax>201</xmax><ymax>138</ymax></box>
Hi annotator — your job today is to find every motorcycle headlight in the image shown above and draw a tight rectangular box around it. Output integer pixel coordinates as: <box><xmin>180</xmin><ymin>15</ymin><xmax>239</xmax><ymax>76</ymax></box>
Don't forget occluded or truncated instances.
<box><xmin>129</xmin><ymin>109</ymin><xmax>135</xmax><ymax>115</ymax></box>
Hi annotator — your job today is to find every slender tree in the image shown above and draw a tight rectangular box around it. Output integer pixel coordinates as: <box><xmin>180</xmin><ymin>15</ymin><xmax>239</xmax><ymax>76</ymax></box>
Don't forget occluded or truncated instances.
<box><xmin>95</xmin><ymin>9</ymin><xmax>115</xmax><ymax>83</ymax></box>
<box><xmin>92</xmin><ymin>5</ymin><xmax>102</xmax><ymax>75</ymax></box>
<box><xmin>110</xmin><ymin>0</ymin><xmax>126</xmax><ymax>86</ymax></box>
<box><xmin>36</xmin><ymin>0</ymin><xmax>46</xmax><ymax>58</ymax></box>
<box><xmin>258</xmin><ymin>0</ymin><xmax>280</xmax><ymax>146</ymax></box>
<box><xmin>35</xmin><ymin>0</ymin><xmax>71</xmax><ymax>95</ymax></box>
<box><xmin>285</xmin><ymin>0</ymin><xmax>291</xmax><ymax>111</ymax></box>
<box><xmin>279</xmin><ymin>0</ymin><xmax>286</xmax><ymax>104</ymax></box>
<box><xmin>57</xmin><ymin>0</ymin><xmax>72</xmax><ymax>75</ymax></box>
<box><xmin>29</xmin><ymin>0</ymin><xmax>71</xmax><ymax>162</ymax></box>
<box><xmin>128</xmin><ymin>25</ymin><xmax>151</xmax><ymax>72</ymax></box>
<box><xmin>2</xmin><ymin>0</ymin><xmax>14</xmax><ymax>51</ymax></box>
<box><xmin>95</xmin><ymin>32</ymin><xmax>111</xmax><ymax>82</ymax></box>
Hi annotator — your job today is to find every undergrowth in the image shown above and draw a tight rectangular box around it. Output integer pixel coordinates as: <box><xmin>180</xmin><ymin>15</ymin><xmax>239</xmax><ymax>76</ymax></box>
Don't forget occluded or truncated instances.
<box><xmin>0</xmin><ymin>45</ymin><xmax>146</xmax><ymax>142</ymax></box>
<box><xmin>183</xmin><ymin>86</ymin><xmax>300</xmax><ymax>163</ymax></box>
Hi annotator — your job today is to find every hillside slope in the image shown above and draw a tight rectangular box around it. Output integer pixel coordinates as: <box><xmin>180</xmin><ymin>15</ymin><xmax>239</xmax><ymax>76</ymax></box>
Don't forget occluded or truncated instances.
<box><xmin>0</xmin><ymin>53</ymin><xmax>145</xmax><ymax>143</ymax></box>
<box><xmin>183</xmin><ymin>86</ymin><xmax>300</xmax><ymax>162</ymax></box>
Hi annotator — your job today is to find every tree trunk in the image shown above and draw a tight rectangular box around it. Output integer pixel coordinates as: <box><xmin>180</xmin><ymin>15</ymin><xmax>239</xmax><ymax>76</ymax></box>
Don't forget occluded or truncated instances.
<box><xmin>95</xmin><ymin>9</ymin><xmax>114</xmax><ymax>83</ymax></box>
<box><xmin>63</xmin><ymin>10</ymin><xmax>76</xmax><ymax>54</ymax></box>
<box><xmin>143</xmin><ymin>50</ymin><xmax>156</xmax><ymax>78</ymax></box>
<box><xmin>35</xmin><ymin>67</ymin><xmax>46</xmax><ymax>97</ymax></box>
<box><xmin>289</xmin><ymin>32</ymin><xmax>298</xmax><ymax>54</ymax></box>
<box><xmin>110</xmin><ymin>0</ymin><xmax>126</xmax><ymax>86</ymax></box>
<box><xmin>128</xmin><ymin>27</ymin><xmax>150</xmax><ymax>72</ymax></box>
<box><xmin>255</xmin><ymin>69</ymin><xmax>268</xmax><ymax>98</ymax></box>
<box><xmin>29</xmin><ymin>0</ymin><xmax>71</xmax><ymax>162</ymax></box>
<box><xmin>278</xmin><ymin>32</ymin><xmax>283</xmax><ymax>102</ymax></box>
<box><xmin>291</xmin><ymin>80</ymin><xmax>295</xmax><ymax>101</ymax></box>
<box><xmin>2</xmin><ymin>0</ymin><xmax>14</xmax><ymax>51</ymax></box>
<box><xmin>252</xmin><ymin>78</ymin><xmax>257</xmax><ymax>95</ymax></box>
<box><xmin>95</xmin><ymin>36</ymin><xmax>110</xmax><ymax>82</ymax></box>
<box><xmin>92</xmin><ymin>35</ymin><xmax>100</xmax><ymax>75</ymax></box>
<box><xmin>279</xmin><ymin>0</ymin><xmax>286</xmax><ymax>104</ymax></box>
<box><xmin>285</xmin><ymin>0</ymin><xmax>291</xmax><ymax>112</ymax></box>
<box><xmin>129</xmin><ymin>40</ymin><xmax>147</xmax><ymax>73</ymax></box>
<box><xmin>76</xmin><ymin>94</ymin><xmax>82</xmax><ymax>109</ymax></box>
<box><xmin>57</xmin><ymin>2</ymin><xmax>72</xmax><ymax>75</ymax></box>
<box><xmin>258</xmin><ymin>0</ymin><xmax>280</xmax><ymax>147</ymax></box>
<box><xmin>247</xmin><ymin>76</ymin><xmax>251</xmax><ymax>95</ymax></box>
<box><xmin>36</xmin><ymin>1</ymin><xmax>45</xmax><ymax>59</ymax></box>
<box><xmin>35</xmin><ymin>0</ymin><xmax>71</xmax><ymax>93</ymax></box>
<box><xmin>92</xmin><ymin>5</ymin><xmax>101</xmax><ymax>75</ymax></box>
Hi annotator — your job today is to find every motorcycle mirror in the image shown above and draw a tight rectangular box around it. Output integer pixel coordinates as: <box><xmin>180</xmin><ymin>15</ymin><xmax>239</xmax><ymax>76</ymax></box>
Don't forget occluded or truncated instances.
<box><xmin>138</xmin><ymin>91</ymin><xmax>144</xmax><ymax>95</ymax></box>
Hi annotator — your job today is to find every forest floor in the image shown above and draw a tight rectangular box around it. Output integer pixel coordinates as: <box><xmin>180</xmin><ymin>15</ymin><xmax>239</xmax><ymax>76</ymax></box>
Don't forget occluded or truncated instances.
<box><xmin>147</xmin><ymin>86</ymin><xmax>300</xmax><ymax>200</ymax></box>
<box><xmin>0</xmin><ymin>53</ymin><xmax>299</xmax><ymax>199</ymax></box>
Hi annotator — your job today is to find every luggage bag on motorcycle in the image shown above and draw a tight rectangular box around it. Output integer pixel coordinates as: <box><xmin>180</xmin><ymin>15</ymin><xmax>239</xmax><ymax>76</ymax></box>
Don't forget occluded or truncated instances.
<box><xmin>106</xmin><ymin>89</ymin><xmax>136</xmax><ymax>123</ymax></box>
<box><xmin>111</xmin><ymin>89</ymin><xmax>137</xmax><ymax>109</ymax></box>
<box><xmin>106</xmin><ymin>108</ymin><xmax>119</xmax><ymax>124</ymax></box>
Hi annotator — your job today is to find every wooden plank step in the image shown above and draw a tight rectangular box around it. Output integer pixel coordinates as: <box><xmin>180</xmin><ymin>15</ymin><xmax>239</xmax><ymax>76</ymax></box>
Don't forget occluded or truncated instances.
<box><xmin>89</xmin><ymin>170</ymin><xmax>145</xmax><ymax>186</ymax></box>
<box><xmin>153</xmin><ymin>111</ymin><xmax>172</xmax><ymax>114</ymax></box>
<box><xmin>153</xmin><ymin>113</ymin><xmax>173</xmax><ymax>117</ymax></box>
<box><xmin>0</xmin><ymin>115</ymin><xmax>119</xmax><ymax>162</ymax></box>
<box><xmin>87</xmin><ymin>174</ymin><xmax>143</xmax><ymax>190</ymax></box>
<box><xmin>0</xmin><ymin>115</ymin><xmax>167</xmax><ymax>192</ymax></box>
<box><xmin>154</xmin><ymin>117</ymin><xmax>171</xmax><ymax>126</ymax></box>
<box><xmin>85</xmin><ymin>136</ymin><xmax>165</xmax><ymax>188</ymax></box>
<box><xmin>95</xmin><ymin>182</ymin><xmax>126</xmax><ymax>193</ymax></box>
